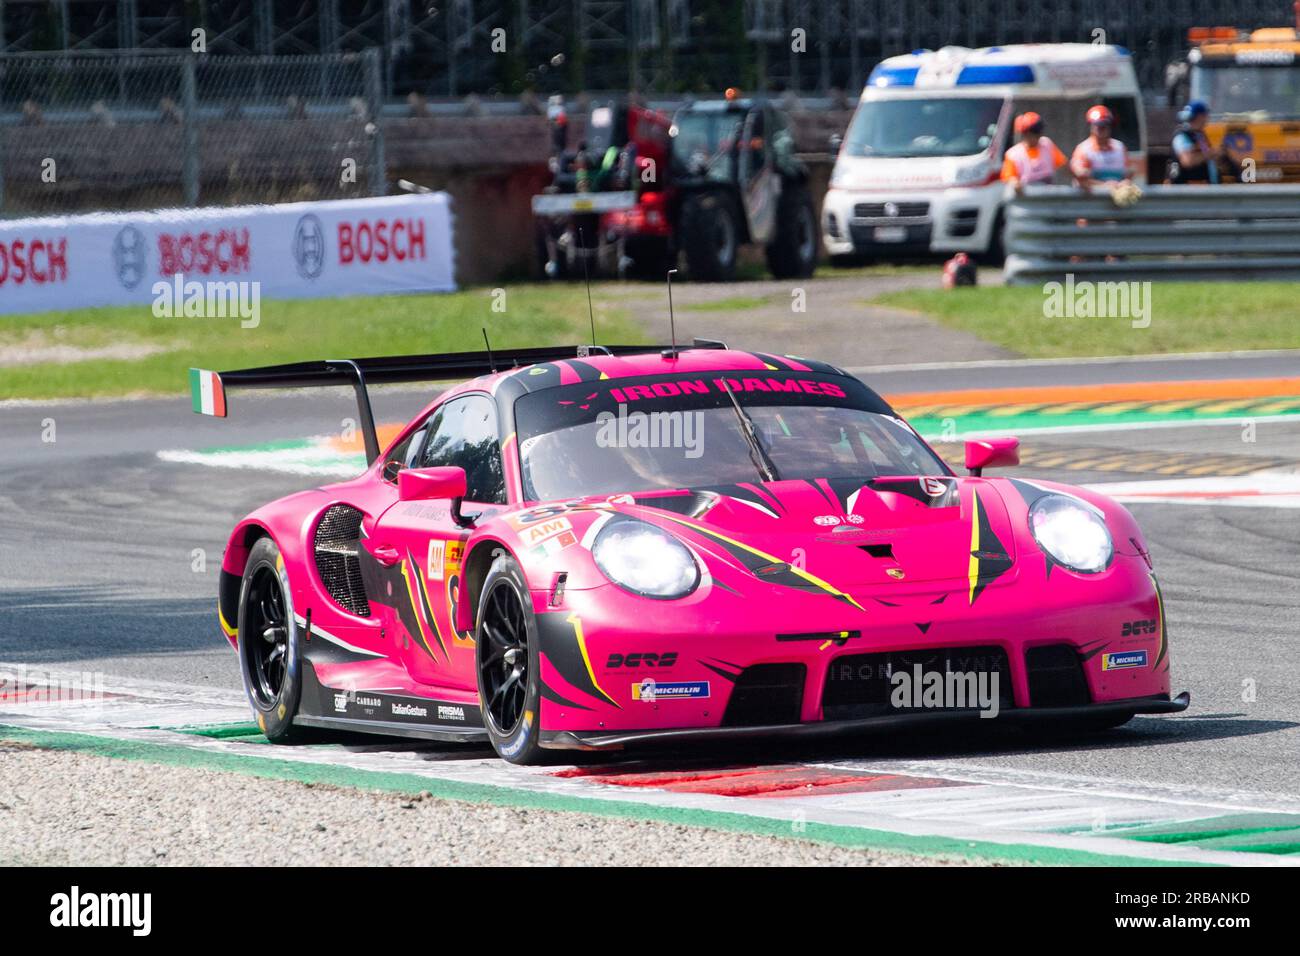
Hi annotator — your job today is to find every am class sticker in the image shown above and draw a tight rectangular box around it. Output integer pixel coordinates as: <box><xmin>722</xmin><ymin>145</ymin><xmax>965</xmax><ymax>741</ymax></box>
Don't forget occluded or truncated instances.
<box><xmin>427</xmin><ymin>540</ymin><xmax>445</xmax><ymax>581</ymax></box>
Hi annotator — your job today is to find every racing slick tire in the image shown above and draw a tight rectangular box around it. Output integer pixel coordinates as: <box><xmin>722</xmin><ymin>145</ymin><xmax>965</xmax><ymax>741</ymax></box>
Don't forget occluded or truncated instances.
<box><xmin>475</xmin><ymin>552</ymin><xmax>547</xmax><ymax>765</ymax></box>
<box><xmin>237</xmin><ymin>536</ymin><xmax>310</xmax><ymax>743</ymax></box>
<box><xmin>681</xmin><ymin>191</ymin><xmax>740</xmax><ymax>282</ymax></box>
<box><xmin>766</xmin><ymin>183</ymin><xmax>818</xmax><ymax>279</ymax></box>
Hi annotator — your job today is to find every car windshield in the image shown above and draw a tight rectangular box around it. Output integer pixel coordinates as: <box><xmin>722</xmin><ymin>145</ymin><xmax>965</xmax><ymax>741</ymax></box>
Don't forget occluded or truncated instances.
<box><xmin>514</xmin><ymin>372</ymin><xmax>950</xmax><ymax>501</ymax></box>
<box><xmin>844</xmin><ymin>97</ymin><xmax>1003</xmax><ymax>158</ymax></box>
<box><xmin>1191</xmin><ymin>63</ymin><xmax>1300</xmax><ymax>119</ymax></box>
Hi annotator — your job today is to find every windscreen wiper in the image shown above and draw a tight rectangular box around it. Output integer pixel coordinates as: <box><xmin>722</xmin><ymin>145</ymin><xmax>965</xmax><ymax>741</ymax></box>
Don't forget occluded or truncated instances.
<box><xmin>720</xmin><ymin>380</ymin><xmax>780</xmax><ymax>483</ymax></box>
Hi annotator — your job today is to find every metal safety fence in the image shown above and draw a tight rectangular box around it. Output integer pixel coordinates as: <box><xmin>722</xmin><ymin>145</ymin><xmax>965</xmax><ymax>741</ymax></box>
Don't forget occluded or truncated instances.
<box><xmin>1</xmin><ymin>0</ymin><xmax>1292</xmax><ymax>99</ymax></box>
<box><xmin>0</xmin><ymin>50</ymin><xmax>386</xmax><ymax>216</ymax></box>
<box><xmin>1003</xmin><ymin>185</ymin><xmax>1300</xmax><ymax>284</ymax></box>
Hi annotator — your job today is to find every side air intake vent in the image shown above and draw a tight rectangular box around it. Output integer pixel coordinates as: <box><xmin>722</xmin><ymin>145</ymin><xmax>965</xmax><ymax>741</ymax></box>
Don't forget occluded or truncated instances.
<box><xmin>313</xmin><ymin>505</ymin><xmax>371</xmax><ymax>617</ymax></box>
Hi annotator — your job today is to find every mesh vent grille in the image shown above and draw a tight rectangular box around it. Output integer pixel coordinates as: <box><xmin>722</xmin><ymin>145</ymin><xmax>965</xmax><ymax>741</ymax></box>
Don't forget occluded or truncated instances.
<box><xmin>853</xmin><ymin>201</ymin><xmax>930</xmax><ymax>219</ymax></box>
<box><xmin>1025</xmin><ymin>644</ymin><xmax>1091</xmax><ymax>707</ymax></box>
<box><xmin>722</xmin><ymin>663</ymin><xmax>806</xmax><ymax>727</ymax></box>
<box><xmin>313</xmin><ymin>505</ymin><xmax>371</xmax><ymax>617</ymax></box>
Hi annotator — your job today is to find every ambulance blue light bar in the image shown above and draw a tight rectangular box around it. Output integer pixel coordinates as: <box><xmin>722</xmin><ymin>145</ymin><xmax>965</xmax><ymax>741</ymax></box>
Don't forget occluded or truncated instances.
<box><xmin>955</xmin><ymin>64</ymin><xmax>1036</xmax><ymax>84</ymax></box>
<box><xmin>868</xmin><ymin>65</ymin><xmax>919</xmax><ymax>87</ymax></box>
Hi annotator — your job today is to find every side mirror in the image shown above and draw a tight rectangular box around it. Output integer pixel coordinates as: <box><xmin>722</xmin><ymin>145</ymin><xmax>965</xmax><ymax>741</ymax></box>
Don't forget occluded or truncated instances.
<box><xmin>397</xmin><ymin>466</ymin><xmax>474</xmax><ymax>527</ymax></box>
<box><xmin>828</xmin><ymin>132</ymin><xmax>843</xmax><ymax>154</ymax></box>
<box><xmin>965</xmin><ymin>437</ymin><xmax>1020</xmax><ymax>476</ymax></box>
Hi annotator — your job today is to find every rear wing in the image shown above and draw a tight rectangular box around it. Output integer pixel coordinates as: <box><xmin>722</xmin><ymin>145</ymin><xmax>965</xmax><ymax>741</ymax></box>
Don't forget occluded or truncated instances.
<box><xmin>188</xmin><ymin>341</ymin><xmax>727</xmax><ymax>465</ymax></box>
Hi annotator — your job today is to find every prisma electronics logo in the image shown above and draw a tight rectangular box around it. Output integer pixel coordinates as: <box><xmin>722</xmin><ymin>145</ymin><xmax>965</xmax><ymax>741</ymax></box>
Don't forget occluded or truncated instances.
<box><xmin>50</xmin><ymin>886</ymin><xmax>151</xmax><ymax>936</ymax></box>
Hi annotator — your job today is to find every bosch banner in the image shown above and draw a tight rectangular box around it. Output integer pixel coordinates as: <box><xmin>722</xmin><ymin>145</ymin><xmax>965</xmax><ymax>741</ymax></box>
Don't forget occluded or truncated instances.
<box><xmin>0</xmin><ymin>193</ymin><xmax>455</xmax><ymax>315</ymax></box>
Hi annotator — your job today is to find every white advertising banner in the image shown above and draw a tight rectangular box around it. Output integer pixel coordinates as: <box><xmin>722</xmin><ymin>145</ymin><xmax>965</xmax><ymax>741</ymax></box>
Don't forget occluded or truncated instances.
<box><xmin>0</xmin><ymin>193</ymin><xmax>455</xmax><ymax>315</ymax></box>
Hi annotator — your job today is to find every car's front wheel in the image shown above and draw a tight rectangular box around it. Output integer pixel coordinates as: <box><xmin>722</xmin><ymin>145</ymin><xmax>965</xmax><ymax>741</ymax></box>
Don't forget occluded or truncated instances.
<box><xmin>475</xmin><ymin>552</ymin><xmax>546</xmax><ymax>764</ymax></box>
<box><xmin>237</xmin><ymin>536</ymin><xmax>308</xmax><ymax>743</ymax></box>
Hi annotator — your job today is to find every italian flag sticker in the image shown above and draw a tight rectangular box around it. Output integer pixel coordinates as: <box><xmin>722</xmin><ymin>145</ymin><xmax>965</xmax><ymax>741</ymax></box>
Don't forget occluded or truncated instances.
<box><xmin>189</xmin><ymin>368</ymin><xmax>227</xmax><ymax>417</ymax></box>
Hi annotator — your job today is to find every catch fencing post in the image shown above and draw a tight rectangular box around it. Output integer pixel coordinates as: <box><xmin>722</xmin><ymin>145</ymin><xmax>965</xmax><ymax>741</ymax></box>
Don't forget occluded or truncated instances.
<box><xmin>181</xmin><ymin>55</ymin><xmax>199</xmax><ymax>206</ymax></box>
<box><xmin>364</xmin><ymin>47</ymin><xmax>386</xmax><ymax>197</ymax></box>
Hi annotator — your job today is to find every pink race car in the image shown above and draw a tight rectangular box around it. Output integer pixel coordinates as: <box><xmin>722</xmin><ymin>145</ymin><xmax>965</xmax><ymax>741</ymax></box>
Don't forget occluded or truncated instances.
<box><xmin>195</xmin><ymin>343</ymin><xmax>1188</xmax><ymax>764</ymax></box>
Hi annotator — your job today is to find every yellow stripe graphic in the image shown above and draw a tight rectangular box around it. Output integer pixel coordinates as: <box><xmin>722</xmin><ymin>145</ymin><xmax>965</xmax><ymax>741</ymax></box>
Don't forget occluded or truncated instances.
<box><xmin>413</xmin><ymin>562</ymin><xmax>449</xmax><ymax>659</ymax></box>
<box><xmin>566</xmin><ymin>613</ymin><xmax>619</xmax><ymax>708</ymax></box>
<box><xmin>967</xmin><ymin>494</ymin><xmax>981</xmax><ymax>606</ymax></box>
<box><xmin>401</xmin><ymin>559</ymin><xmax>440</xmax><ymax>663</ymax></box>
<box><xmin>654</xmin><ymin>511</ymin><xmax>865</xmax><ymax>612</ymax></box>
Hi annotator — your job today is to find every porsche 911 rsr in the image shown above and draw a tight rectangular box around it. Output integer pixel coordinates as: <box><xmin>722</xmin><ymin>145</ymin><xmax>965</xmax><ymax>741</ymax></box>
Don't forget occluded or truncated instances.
<box><xmin>193</xmin><ymin>343</ymin><xmax>1187</xmax><ymax>764</ymax></box>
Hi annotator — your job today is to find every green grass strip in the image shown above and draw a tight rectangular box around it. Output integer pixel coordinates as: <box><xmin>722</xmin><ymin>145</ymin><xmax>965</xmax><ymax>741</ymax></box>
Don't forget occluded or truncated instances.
<box><xmin>0</xmin><ymin>286</ymin><xmax>647</xmax><ymax>401</ymax></box>
<box><xmin>871</xmin><ymin>284</ymin><xmax>1300</xmax><ymax>358</ymax></box>
<box><xmin>0</xmin><ymin>723</ymin><xmax>1209</xmax><ymax>867</ymax></box>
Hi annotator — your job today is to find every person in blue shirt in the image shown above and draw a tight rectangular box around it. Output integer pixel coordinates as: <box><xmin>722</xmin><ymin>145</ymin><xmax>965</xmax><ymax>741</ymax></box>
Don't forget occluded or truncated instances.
<box><xmin>1168</xmin><ymin>101</ymin><xmax>1220</xmax><ymax>184</ymax></box>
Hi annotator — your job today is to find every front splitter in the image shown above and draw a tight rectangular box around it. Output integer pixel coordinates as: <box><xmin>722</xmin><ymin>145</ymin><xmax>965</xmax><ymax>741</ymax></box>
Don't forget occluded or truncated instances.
<box><xmin>540</xmin><ymin>691</ymin><xmax>1190</xmax><ymax>751</ymax></box>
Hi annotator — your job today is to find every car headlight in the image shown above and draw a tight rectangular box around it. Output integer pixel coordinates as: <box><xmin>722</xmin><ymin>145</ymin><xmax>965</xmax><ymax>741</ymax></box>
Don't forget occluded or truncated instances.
<box><xmin>1028</xmin><ymin>495</ymin><xmax>1113</xmax><ymax>573</ymax></box>
<box><xmin>951</xmin><ymin>162</ymin><xmax>992</xmax><ymax>186</ymax></box>
<box><xmin>592</xmin><ymin>520</ymin><xmax>700</xmax><ymax>599</ymax></box>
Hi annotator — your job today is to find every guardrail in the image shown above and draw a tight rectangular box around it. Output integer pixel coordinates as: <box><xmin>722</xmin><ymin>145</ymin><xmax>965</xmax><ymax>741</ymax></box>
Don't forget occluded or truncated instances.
<box><xmin>1003</xmin><ymin>184</ymin><xmax>1300</xmax><ymax>284</ymax></box>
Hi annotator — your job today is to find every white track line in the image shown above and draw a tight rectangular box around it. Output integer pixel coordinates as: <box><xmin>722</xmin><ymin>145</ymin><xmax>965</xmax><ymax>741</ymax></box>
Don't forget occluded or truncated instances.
<box><xmin>2</xmin><ymin>663</ymin><xmax>1296</xmax><ymax>866</ymax></box>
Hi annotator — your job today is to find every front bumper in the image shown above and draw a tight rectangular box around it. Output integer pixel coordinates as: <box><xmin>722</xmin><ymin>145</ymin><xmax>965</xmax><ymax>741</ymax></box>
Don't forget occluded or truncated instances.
<box><xmin>822</xmin><ymin>185</ymin><xmax>1003</xmax><ymax>257</ymax></box>
<box><xmin>541</xmin><ymin>691</ymin><xmax>1190</xmax><ymax>751</ymax></box>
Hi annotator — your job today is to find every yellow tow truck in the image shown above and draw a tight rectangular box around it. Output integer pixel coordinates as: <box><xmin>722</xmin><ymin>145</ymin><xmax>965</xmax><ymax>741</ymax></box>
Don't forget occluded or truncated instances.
<box><xmin>1176</xmin><ymin>11</ymin><xmax>1300</xmax><ymax>182</ymax></box>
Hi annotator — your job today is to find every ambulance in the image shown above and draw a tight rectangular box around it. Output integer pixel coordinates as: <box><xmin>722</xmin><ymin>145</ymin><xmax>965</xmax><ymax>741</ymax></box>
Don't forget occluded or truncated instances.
<box><xmin>822</xmin><ymin>44</ymin><xmax>1146</xmax><ymax>262</ymax></box>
